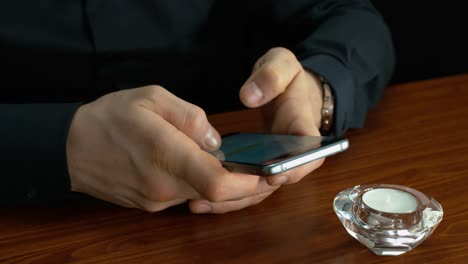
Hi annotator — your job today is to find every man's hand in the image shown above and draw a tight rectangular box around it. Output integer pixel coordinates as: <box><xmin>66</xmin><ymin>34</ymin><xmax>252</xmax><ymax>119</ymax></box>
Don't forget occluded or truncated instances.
<box><xmin>239</xmin><ymin>47</ymin><xmax>325</xmax><ymax>186</ymax></box>
<box><xmin>66</xmin><ymin>86</ymin><xmax>278</xmax><ymax>213</ymax></box>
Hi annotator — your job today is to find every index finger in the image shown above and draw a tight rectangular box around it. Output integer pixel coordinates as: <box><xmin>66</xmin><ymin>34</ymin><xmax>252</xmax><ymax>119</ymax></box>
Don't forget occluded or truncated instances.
<box><xmin>184</xmin><ymin>149</ymin><xmax>279</xmax><ymax>202</ymax></box>
<box><xmin>134</xmin><ymin>85</ymin><xmax>221</xmax><ymax>151</ymax></box>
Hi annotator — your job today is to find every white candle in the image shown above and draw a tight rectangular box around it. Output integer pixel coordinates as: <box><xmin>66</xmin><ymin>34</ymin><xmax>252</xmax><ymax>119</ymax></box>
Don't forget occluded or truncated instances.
<box><xmin>362</xmin><ymin>188</ymin><xmax>418</xmax><ymax>214</ymax></box>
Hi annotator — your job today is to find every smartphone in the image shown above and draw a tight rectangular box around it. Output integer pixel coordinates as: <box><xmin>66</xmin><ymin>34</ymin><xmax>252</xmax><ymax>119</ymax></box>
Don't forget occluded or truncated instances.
<box><xmin>210</xmin><ymin>132</ymin><xmax>349</xmax><ymax>176</ymax></box>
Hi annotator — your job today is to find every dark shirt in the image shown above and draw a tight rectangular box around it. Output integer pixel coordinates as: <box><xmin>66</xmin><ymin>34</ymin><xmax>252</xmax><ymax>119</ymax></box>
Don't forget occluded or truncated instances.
<box><xmin>0</xmin><ymin>0</ymin><xmax>395</xmax><ymax>203</ymax></box>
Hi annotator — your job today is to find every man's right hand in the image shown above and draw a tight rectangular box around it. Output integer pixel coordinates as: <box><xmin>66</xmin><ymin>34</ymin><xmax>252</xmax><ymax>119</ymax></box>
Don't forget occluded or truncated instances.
<box><xmin>66</xmin><ymin>86</ymin><xmax>278</xmax><ymax>213</ymax></box>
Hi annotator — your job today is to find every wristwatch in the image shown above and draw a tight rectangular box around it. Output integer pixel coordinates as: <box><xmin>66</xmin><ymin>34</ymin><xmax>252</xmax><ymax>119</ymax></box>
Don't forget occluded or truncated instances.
<box><xmin>319</xmin><ymin>76</ymin><xmax>334</xmax><ymax>136</ymax></box>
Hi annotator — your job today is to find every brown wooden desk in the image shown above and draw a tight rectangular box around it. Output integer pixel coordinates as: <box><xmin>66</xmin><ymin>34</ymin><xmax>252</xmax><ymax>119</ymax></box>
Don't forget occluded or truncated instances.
<box><xmin>1</xmin><ymin>74</ymin><xmax>467</xmax><ymax>263</ymax></box>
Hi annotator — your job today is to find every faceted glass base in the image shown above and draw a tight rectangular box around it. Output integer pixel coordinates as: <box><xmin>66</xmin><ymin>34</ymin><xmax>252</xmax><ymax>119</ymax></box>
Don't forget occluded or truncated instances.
<box><xmin>333</xmin><ymin>184</ymin><xmax>443</xmax><ymax>256</ymax></box>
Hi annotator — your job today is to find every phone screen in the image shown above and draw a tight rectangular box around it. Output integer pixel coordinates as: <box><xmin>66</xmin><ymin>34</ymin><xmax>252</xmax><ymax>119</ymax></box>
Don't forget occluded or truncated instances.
<box><xmin>211</xmin><ymin>132</ymin><xmax>349</xmax><ymax>175</ymax></box>
<box><xmin>218</xmin><ymin>133</ymin><xmax>334</xmax><ymax>165</ymax></box>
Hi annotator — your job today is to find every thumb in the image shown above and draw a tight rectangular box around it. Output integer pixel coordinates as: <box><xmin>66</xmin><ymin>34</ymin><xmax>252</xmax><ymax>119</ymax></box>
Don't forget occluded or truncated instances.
<box><xmin>239</xmin><ymin>47</ymin><xmax>302</xmax><ymax>108</ymax></box>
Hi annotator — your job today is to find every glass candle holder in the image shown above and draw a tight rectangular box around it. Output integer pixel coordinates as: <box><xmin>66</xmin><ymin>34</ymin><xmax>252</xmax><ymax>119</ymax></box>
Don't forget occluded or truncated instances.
<box><xmin>333</xmin><ymin>184</ymin><xmax>443</xmax><ymax>256</ymax></box>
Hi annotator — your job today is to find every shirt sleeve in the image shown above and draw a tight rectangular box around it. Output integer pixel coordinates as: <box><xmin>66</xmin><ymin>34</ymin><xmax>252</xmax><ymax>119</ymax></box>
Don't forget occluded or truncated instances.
<box><xmin>250</xmin><ymin>0</ymin><xmax>396</xmax><ymax>136</ymax></box>
<box><xmin>0</xmin><ymin>103</ymin><xmax>81</xmax><ymax>204</ymax></box>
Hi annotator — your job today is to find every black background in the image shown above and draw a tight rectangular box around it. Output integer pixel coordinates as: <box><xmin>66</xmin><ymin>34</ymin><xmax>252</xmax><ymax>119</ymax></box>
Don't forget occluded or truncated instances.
<box><xmin>371</xmin><ymin>1</ymin><xmax>468</xmax><ymax>84</ymax></box>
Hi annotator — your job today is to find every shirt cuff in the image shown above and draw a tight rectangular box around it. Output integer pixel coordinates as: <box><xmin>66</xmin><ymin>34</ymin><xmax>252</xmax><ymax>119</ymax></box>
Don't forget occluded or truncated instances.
<box><xmin>0</xmin><ymin>103</ymin><xmax>82</xmax><ymax>204</ymax></box>
<box><xmin>300</xmin><ymin>54</ymin><xmax>356</xmax><ymax>137</ymax></box>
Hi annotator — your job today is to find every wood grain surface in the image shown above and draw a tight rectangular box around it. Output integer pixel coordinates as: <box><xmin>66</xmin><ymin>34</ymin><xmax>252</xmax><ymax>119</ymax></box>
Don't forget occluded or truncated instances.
<box><xmin>1</xmin><ymin>74</ymin><xmax>467</xmax><ymax>264</ymax></box>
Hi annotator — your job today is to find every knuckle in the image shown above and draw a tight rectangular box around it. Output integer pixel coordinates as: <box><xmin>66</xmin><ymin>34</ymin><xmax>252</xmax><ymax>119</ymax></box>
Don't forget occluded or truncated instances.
<box><xmin>254</xmin><ymin>56</ymin><xmax>266</xmax><ymax>70</ymax></box>
<box><xmin>146</xmin><ymin>84</ymin><xmax>165</xmax><ymax>94</ymax></box>
<box><xmin>141</xmin><ymin>85</ymin><xmax>165</xmax><ymax>98</ymax></box>
<box><xmin>140</xmin><ymin>202</ymin><xmax>166</xmax><ymax>213</ymax></box>
<box><xmin>269</xmin><ymin>47</ymin><xmax>301</xmax><ymax>71</ymax></box>
<box><xmin>142</xmin><ymin>184</ymin><xmax>177</xmax><ymax>203</ymax></box>
<box><xmin>157</xmin><ymin>189</ymin><xmax>177</xmax><ymax>203</ymax></box>
<box><xmin>270</xmin><ymin>47</ymin><xmax>296</xmax><ymax>61</ymax></box>
<box><xmin>203</xmin><ymin>179</ymin><xmax>227</xmax><ymax>202</ymax></box>
<box><xmin>263</xmin><ymin>64</ymin><xmax>283</xmax><ymax>89</ymax></box>
<box><xmin>183</xmin><ymin>105</ymin><xmax>207</xmax><ymax>133</ymax></box>
<box><xmin>269</xmin><ymin>46</ymin><xmax>286</xmax><ymax>55</ymax></box>
<box><xmin>146</xmin><ymin>85</ymin><xmax>166</xmax><ymax>102</ymax></box>
<box><xmin>134</xmin><ymin>85</ymin><xmax>167</xmax><ymax>107</ymax></box>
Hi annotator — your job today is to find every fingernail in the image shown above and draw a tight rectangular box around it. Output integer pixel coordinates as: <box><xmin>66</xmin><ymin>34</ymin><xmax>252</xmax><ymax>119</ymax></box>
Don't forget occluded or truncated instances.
<box><xmin>204</xmin><ymin>126</ymin><xmax>219</xmax><ymax>149</ymax></box>
<box><xmin>243</xmin><ymin>82</ymin><xmax>263</xmax><ymax>105</ymax></box>
<box><xmin>272</xmin><ymin>176</ymin><xmax>288</xmax><ymax>186</ymax></box>
<box><xmin>194</xmin><ymin>203</ymin><xmax>212</xmax><ymax>213</ymax></box>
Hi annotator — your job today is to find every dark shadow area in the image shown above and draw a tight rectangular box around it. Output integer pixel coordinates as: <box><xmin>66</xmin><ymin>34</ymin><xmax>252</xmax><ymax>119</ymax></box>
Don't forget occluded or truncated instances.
<box><xmin>372</xmin><ymin>2</ymin><xmax>468</xmax><ymax>84</ymax></box>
